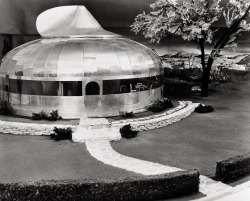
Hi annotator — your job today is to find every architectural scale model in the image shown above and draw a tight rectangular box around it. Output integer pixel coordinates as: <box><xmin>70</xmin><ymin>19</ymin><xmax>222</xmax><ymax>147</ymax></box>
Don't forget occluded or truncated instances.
<box><xmin>0</xmin><ymin>6</ymin><xmax>164</xmax><ymax>118</ymax></box>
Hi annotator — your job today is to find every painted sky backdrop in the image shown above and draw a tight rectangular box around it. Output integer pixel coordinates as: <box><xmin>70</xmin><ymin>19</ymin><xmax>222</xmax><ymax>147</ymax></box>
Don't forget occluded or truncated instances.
<box><xmin>0</xmin><ymin>0</ymin><xmax>229</xmax><ymax>35</ymax></box>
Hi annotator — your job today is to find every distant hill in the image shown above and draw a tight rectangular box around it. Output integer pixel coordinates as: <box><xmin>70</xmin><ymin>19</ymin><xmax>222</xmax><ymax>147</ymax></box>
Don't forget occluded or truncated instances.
<box><xmin>159</xmin><ymin>50</ymin><xmax>250</xmax><ymax>71</ymax></box>
<box><xmin>237</xmin><ymin>55</ymin><xmax>250</xmax><ymax>65</ymax></box>
<box><xmin>160</xmin><ymin>53</ymin><xmax>173</xmax><ymax>59</ymax></box>
<box><xmin>171</xmin><ymin>51</ymin><xmax>199</xmax><ymax>58</ymax></box>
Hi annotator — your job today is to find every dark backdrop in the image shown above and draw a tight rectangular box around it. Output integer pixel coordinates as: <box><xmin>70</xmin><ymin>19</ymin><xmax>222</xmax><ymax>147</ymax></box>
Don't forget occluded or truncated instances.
<box><xmin>0</xmin><ymin>0</ymin><xmax>229</xmax><ymax>35</ymax></box>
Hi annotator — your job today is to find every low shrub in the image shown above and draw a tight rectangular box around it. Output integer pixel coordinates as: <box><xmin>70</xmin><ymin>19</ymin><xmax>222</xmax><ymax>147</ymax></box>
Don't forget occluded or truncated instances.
<box><xmin>195</xmin><ymin>104</ymin><xmax>214</xmax><ymax>113</ymax></box>
<box><xmin>120</xmin><ymin>124</ymin><xmax>139</xmax><ymax>139</ymax></box>
<box><xmin>122</xmin><ymin>112</ymin><xmax>134</xmax><ymax>118</ymax></box>
<box><xmin>163</xmin><ymin>98</ymin><xmax>174</xmax><ymax>108</ymax></box>
<box><xmin>216</xmin><ymin>153</ymin><xmax>250</xmax><ymax>182</ymax></box>
<box><xmin>32</xmin><ymin>111</ymin><xmax>48</xmax><ymax>120</ymax></box>
<box><xmin>0</xmin><ymin>170</ymin><xmax>199</xmax><ymax>200</ymax></box>
<box><xmin>32</xmin><ymin>110</ymin><xmax>62</xmax><ymax>121</ymax></box>
<box><xmin>164</xmin><ymin>78</ymin><xmax>194</xmax><ymax>91</ymax></box>
<box><xmin>0</xmin><ymin>99</ymin><xmax>13</xmax><ymax>115</ymax></box>
<box><xmin>50</xmin><ymin>127</ymin><xmax>72</xmax><ymax>141</ymax></box>
<box><xmin>164</xmin><ymin>68</ymin><xmax>202</xmax><ymax>83</ymax></box>
<box><xmin>148</xmin><ymin>98</ymin><xmax>173</xmax><ymax>113</ymax></box>
<box><xmin>210</xmin><ymin>69</ymin><xmax>229</xmax><ymax>83</ymax></box>
<box><xmin>47</xmin><ymin>110</ymin><xmax>62</xmax><ymax>121</ymax></box>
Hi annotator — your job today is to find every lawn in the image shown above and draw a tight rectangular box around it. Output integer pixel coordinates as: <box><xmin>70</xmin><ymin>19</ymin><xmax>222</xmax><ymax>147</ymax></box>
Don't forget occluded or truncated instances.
<box><xmin>112</xmin><ymin>72</ymin><xmax>250</xmax><ymax>178</ymax></box>
<box><xmin>0</xmin><ymin>70</ymin><xmax>250</xmax><ymax>183</ymax></box>
<box><xmin>0</xmin><ymin>135</ymin><xmax>138</xmax><ymax>183</ymax></box>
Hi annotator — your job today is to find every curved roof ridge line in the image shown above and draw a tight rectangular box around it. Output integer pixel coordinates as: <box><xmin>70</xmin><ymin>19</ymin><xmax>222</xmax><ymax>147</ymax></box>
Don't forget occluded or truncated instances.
<box><xmin>36</xmin><ymin>5</ymin><xmax>120</xmax><ymax>38</ymax></box>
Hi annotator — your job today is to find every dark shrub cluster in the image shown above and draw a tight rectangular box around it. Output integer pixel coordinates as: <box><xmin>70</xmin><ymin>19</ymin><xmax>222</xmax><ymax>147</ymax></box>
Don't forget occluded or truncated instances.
<box><xmin>122</xmin><ymin>112</ymin><xmax>134</xmax><ymax>118</ymax></box>
<box><xmin>32</xmin><ymin>110</ymin><xmax>62</xmax><ymax>121</ymax></box>
<box><xmin>164</xmin><ymin>78</ymin><xmax>194</xmax><ymax>91</ymax></box>
<box><xmin>148</xmin><ymin>98</ymin><xmax>173</xmax><ymax>113</ymax></box>
<box><xmin>32</xmin><ymin>111</ymin><xmax>47</xmax><ymax>120</ymax></box>
<box><xmin>47</xmin><ymin>110</ymin><xmax>62</xmax><ymax>121</ymax></box>
<box><xmin>195</xmin><ymin>104</ymin><xmax>214</xmax><ymax>113</ymax></box>
<box><xmin>120</xmin><ymin>124</ymin><xmax>139</xmax><ymax>139</ymax></box>
<box><xmin>164</xmin><ymin>68</ymin><xmax>202</xmax><ymax>83</ymax></box>
<box><xmin>210</xmin><ymin>69</ymin><xmax>229</xmax><ymax>83</ymax></box>
<box><xmin>0</xmin><ymin>99</ymin><xmax>13</xmax><ymax>115</ymax></box>
<box><xmin>50</xmin><ymin>127</ymin><xmax>72</xmax><ymax>141</ymax></box>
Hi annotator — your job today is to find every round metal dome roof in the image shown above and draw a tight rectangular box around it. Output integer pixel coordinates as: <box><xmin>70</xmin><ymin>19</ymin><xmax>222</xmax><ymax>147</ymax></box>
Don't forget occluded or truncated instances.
<box><xmin>0</xmin><ymin>6</ymin><xmax>162</xmax><ymax>81</ymax></box>
<box><xmin>0</xmin><ymin>38</ymin><xmax>162</xmax><ymax>80</ymax></box>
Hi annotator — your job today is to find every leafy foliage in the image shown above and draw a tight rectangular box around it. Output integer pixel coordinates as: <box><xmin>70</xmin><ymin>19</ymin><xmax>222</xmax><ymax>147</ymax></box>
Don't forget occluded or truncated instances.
<box><xmin>120</xmin><ymin>124</ymin><xmax>139</xmax><ymax>139</ymax></box>
<box><xmin>195</xmin><ymin>104</ymin><xmax>214</xmax><ymax>113</ymax></box>
<box><xmin>122</xmin><ymin>112</ymin><xmax>134</xmax><ymax>118</ymax></box>
<box><xmin>131</xmin><ymin>0</ymin><xmax>250</xmax><ymax>96</ymax></box>
<box><xmin>210</xmin><ymin>69</ymin><xmax>229</xmax><ymax>83</ymax></box>
<box><xmin>50</xmin><ymin>127</ymin><xmax>72</xmax><ymax>141</ymax></box>
<box><xmin>32</xmin><ymin>111</ymin><xmax>48</xmax><ymax>120</ymax></box>
<box><xmin>32</xmin><ymin>110</ymin><xmax>62</xmax><ymax>121</ymax></box>
<box><xmin>47</xmin><ymin>110</ymin><xmax>62</xmax><ymax>121</ymax></box>
<box><xmin>148</xmin><ymin>98</ymin><xmax>173</xmax><ymax>112</ymax></box>
<box><xmin>131</xmin><ymin>0</ymin><xmax>222</xmax><ymax>44</ymax></box>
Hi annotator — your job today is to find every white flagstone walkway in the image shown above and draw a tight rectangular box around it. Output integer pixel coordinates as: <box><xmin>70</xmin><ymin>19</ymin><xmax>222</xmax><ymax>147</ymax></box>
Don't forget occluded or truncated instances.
<box><xmin>72</xmin><ymin>101</ymin><xmax>233</xmax><ymax>198</ymax></box>
<box><xmin>85</xmin><ymin>139</ymin><xmax>233</xmax><ymax>197</ymax></box>
<box><xmin>0</xmin><ymin>100</ymin><xmax>244</xmax><ymax>199</ymax></box>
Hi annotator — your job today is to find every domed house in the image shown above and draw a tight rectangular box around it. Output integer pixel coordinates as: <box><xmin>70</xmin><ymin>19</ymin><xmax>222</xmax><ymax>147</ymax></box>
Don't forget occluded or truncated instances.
<box><xmin>0</xmin><ymin>6</ymin><xmax>164</xmax><ymax>119</ymax></box>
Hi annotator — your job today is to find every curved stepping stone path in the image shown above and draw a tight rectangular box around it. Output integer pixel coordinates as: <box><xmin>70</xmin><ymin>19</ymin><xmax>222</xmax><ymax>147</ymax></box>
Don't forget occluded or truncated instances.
<box><xmin>74</xmin><ymin>101</ymin><xmax>233</xmax><ymax>198</ymax></box>
<box><xmin>86</xmin><ymin>140</ymin><xmax>182</xmax><ymax>175</ymax></box>
<box><xmin>73</xmin><ymin>126</ymin><xmax>121</xmax><ymax>142</ymax></box>
<box><xmin>73</xmin><ymin>117</ymin><xmax>122</xmax><ymax>142</ymax></box>
<box><xmin>85</xmin><ymin>140</ymin><xmax>232</xmax><ymax>196</ymax></box>
<box><xmin>0</xmin><ymin>101</ymin><xmax>234</xmax><ymax>199</ymax></box>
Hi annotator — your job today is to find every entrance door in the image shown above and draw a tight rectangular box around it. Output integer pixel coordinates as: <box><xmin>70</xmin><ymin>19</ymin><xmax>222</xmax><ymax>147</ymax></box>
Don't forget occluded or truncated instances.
<box><xmin>84</xmin><ymin>81</ymin><xmax>102</xmax><ymax>117</ymax></box>
<box><xmin>85</xmin><ymin>81</ymin><xmax>100</xmax><ymax>95</ymax></box>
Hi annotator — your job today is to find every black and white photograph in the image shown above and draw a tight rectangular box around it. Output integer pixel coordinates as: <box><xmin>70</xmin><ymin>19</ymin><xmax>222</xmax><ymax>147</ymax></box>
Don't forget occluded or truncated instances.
<box><xmin>0</xmin><ymin>0</ymin><xmax>250</xmax><ymax>200</ymax></box>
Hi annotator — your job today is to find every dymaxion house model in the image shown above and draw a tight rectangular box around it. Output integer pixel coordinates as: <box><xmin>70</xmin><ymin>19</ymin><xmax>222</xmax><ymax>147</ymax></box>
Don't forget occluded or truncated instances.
<box><xmin>0</xmin><ymin>6</ymin><xmax>164</xmax><ymax>118</ymax></box>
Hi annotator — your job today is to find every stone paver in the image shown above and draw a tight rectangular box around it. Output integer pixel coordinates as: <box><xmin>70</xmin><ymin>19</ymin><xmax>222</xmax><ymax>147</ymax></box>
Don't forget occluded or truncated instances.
<box><xmin>73</xmin><ymin>127</ymin><xmax>121</xmax><ymax>142</ymax></box>
<box><xmin>0</xmin><ymin>120</ymin><xmax>77</xmax><ymax>135</ymax></box>
<box><xmin>199</xmin><ymin>175</ymin><xmax>233</xmax><ymax>196</ymax></box>
<box><xmin>0</xmin><ymin>100</ymin><xmax>240</xmax><ymax>200</ymax></box>
<box><xmin>72</xmin><ymin>101</ymin><xmax>199</xmax><ymax>142</ymax></box>
<box><xmin>0</xmin><ymin>101</ymin><xmax>197</xmax><ymax>138</ymax></box>
<box><xmin>86</xmin><ymin>140</ymin><xmax>182</xmax><ymax>175</ymax></box>
<box><xmin>197</xmin><ymin>181</ymin><xmax>250</xmax><ymax>201</ymax></box>
<box><xmin>85</xmin><ymin>139</ymin><xmax>233</xmax><ymax>197</ymax></box>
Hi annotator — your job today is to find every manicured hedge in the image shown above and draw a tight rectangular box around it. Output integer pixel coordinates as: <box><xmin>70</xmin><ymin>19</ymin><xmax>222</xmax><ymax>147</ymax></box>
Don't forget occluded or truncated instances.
<box><xmin>216</xmin><ymin>153</ymin><xmax>250</xmax><ymax>182</ymax></box>
<box><xmin>0</xmin><ymin>170</ymin><xmax>199</xmax><ymax>201</ymax></box>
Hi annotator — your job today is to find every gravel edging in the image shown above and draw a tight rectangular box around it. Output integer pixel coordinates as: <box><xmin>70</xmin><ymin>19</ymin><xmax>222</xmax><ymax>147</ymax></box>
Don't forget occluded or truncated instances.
<box><xmin>0</xmin><ymin>170</ymin><xmax>199</xmax><ymax>201</ymax></box>
<box><xmin>216</xmin><ymin>153</ymin><xmax>250</xmax><ymax>182</ymax></box>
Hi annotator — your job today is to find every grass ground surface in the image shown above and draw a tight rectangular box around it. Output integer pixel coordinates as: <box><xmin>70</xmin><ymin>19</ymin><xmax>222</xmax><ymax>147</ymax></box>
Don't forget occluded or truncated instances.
<box><xmin>0</xmin><ymin>135</ymin><xmax>138</xmax><ymax>183</ymax></box>
<box><xmin>112</xmin><ymin>79</ymin><xmax>250</xmax><ymax>178</ymax></box>
<box><xmin>0</xmin><ymin>70</ymin><xmax>250</xmax><ymax>187</ymax></box>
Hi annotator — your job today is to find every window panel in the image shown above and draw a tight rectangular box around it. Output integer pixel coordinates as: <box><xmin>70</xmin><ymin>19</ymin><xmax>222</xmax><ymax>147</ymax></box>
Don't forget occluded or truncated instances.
<box><xmin>103</xmin><ymin>75</ymin><xmax>163</xmax><ymax>95</ymax></box>
<box><xmin>8</xmin><ymin>79</ymin><xmax>82</xmax><ymax>96</ymax></box>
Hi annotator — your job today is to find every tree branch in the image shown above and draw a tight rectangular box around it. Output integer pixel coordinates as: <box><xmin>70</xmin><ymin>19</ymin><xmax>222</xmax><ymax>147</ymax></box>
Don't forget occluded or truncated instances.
<box><xmin>214</xmin><ymin>5</ymin><xmax>250</xmax><ymax>51</ymax></box>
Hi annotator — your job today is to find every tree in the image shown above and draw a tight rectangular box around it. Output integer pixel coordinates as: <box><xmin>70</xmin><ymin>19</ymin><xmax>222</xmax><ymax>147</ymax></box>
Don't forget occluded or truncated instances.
<box><xmin>131</xmin><ymin>0</ymin><xmax>250</xmax><ymax>96</ymax></box>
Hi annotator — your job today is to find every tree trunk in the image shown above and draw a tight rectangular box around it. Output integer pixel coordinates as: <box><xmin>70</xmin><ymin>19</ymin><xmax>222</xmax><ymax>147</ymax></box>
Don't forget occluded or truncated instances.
<box><xmin>201</xmin><ymin>55</ymin><xmax>214</xmax><ymax>97</ymax></box>
<box><xmin>201</xmin><ymin>68</ymin><xmax>210</xmax><ymax>97</ymax></box>
<box><xmin>198</xmin><ymin>38</ymin><xmax>209</xmax><ymax>97</ymax></box>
